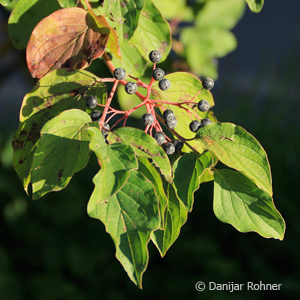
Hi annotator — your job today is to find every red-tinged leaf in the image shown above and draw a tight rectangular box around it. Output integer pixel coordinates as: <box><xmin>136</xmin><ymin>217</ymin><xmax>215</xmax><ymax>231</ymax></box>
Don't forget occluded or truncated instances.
<box><xmin>26</xmin><ymin>7</ymin><xmax>110</xmax><ymax>79</ymax></box>
<box><xmin>88</xmin><ymin>9</ymin><xmax>121</xmax><ymax>58</ymax></box>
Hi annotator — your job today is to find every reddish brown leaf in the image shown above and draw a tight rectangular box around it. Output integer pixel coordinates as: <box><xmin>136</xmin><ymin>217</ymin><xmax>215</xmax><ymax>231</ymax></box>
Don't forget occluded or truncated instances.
<box><xmin>26</xmin><ymin>7</ymin><xmax>110</xmax><ymax>79</ymax></box>
<box><xmin>88</xmin><ymin>9</ymin><xmax>121</xmax><ymax>59</ymax></box>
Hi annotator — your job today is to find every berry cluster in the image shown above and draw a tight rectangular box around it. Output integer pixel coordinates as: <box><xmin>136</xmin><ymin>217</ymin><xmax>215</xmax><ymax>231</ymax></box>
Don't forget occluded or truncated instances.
<box><xmin>85</xmin><ymin>50</ymin><xmax>215</xmax><ymax>155</ymax></box>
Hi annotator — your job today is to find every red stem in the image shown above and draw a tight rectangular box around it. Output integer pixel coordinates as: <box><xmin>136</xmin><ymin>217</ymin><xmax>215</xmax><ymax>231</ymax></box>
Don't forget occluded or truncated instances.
<box><xmin>99</xmin><ymin>80</ymin><xmax>119</xmax><ymax>129</ymax></box>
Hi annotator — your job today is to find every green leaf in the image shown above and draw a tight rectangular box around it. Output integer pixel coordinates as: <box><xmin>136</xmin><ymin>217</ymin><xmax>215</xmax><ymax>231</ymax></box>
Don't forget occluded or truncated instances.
<box><xmin>180</xmin><ymin>0</ymin><xmax>244</xmax><ymax>78</ymax></box>
<box><xmin>196</xmin><ymin>122</ymin><xmax>272</xmax><ymax>196</ymax></box>
<box><xmin>0</xmin><ymin>0</ymin><xmax>11</xmax><ymax>5</ymax></box>
<box><xmin>103</xmin><ymin>0</ymin><xmax>124</xmax><ymax>44</ymax></box>
<box><xmin>108</xmin><ymin>127</ymin><xmax>172</xmax><ymax>183</ymax></box>
<box><xmin>111</xmin><ymin>42</ymin><xmax>147</xmax><ymax>77</ymax></box>
<box><xmin>8</xmin><ymin>0</ymin><xmax>61</xmax><ymax>49</ymax></box>
<box><xmin>104</xmin><ymin>0</ymin><xmax>144</xmax><ymax>43</ymax></box>
<box><xmin>152</xmin><ymin>72</ymin><xmax>215</xmax><ymax>153</ymax></box>
<box><xmin>87</xmin><ymin>127</ymin><xmax>138</xmax><ymax>201</ymax></box>
<box><xmin>0</xmin><ymin>0</ymin><xmax>18</xmax><ymax>9</ymax></box>
<box><xmin>138</xmin><ymin>157</ymin><xmax>168</xmax><ymax>228</ymax></box>
<box><xmin>57</xmin><ymin>0</ymin><xmax>77</xmax><ymax>7</ymax></box>
<box><xmin>129</xmin><ymin>0</ymin><xmax>171</xmax><ymax>62</ymax></box>
<box><xmin>88</xmin><ymin>170</ymin><xmax>160</xmax><ymax>288</ymax></box>
<box><xmin>151</xmin><ymin>182</ymin><xmax>188</xmax><ymax>257</ymax></box>
<box><xmin>173</xmin><ymin>151</ymin><xmax>213</xmax><ymax>211</ymax></box>
<box><xmin>31</xmin><ymin>109</ymin><xmax>93</xmax><ymax>199</ymax></box>
<box><xmin>181</xmin><ymin>27</ymin><xmax>237</xmax><ymax>78</ymax></box>
<box><xmin>214</xmin><ymin>169</ymin><xmax>285</xmax><ymax>240</ymax></box>
<box><xmin>195</xmin><ymin>0</ymin><xmax>245</xmax><ymax>30</ymax></box>
<box><xmin>245</xmin><ymin>0</ymin><xmax>264</xmax><ymax>13</ymax></box>
<box><xmin>12</xmin><ymin>69</ymin><xmax>106</xmax><ymax>193</ymax></box>
<box><xmin>151</xmin><ymin>0</ymin><xmax>192</xmax><ymax>20</ymax></box>
<box><xmin>117</xmin><ymin>80</ymin><xmax>147</xmax><ymax>117</ymax></box>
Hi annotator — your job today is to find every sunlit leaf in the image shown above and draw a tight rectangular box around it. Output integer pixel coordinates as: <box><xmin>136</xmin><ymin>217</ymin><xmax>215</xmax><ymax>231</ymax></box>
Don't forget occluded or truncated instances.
<box><xmin>129</xmin><ymin>0</ymin><xmax>171</xmax><ymax>62</ymax></box>
<box><xmin>245</xmin><ymin>0</ymin><xmax>264</xmax><ymax>13</ymax></box>
<box><xmin>214</xmin><ymin>169</ymin><xmax>285</xmax><ymax>240</ymax></box>
<box><xmin>152</xmin><ymin>72</ymin><xmax>215</xmax><ymax>153</ymax></box>
<box><xmin>196</xmin><ymin>122</ymin><xmax>272</xmax><ymax>196</ymax></box>
<box><xmin>108</xmin><ymin>127</ymin><xmax>172</xmax><ymax>183</ymax></box>
<box><xmin>26</xmin><ymin>8</ymin><xmax>110</xmax><ymax>78</ymax></box>
<box><xmin>87</xmin><ymin>127</ymin><xmax>138</xmax><ymax>201</ymax></box>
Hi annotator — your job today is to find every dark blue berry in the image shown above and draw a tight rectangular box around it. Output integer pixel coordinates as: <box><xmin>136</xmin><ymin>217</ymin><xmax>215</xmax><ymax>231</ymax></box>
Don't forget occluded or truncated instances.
<box><xmin>163</xmin><ymin>142</ymin><xmax>175</xmax><ymax>155</ymax></box>
<box><xmin>197</xmin><ymin>100</ymin><xmax>210</xmax><ymax>112</ymax></box>
<box><xmin>163</xmin><ymin>109</ymin><xmax>175</xmax><ymax>121</ymax></box>
<box><xmin>142</xmin><ymin>113</ymin><xmax>154</xmax><ymax>126</ymax></box>
<box><xmin>113</xmin><ymin>67</ymin><xmax>126</xmax><ymax>80</ymax></box>
<box><xmin>201</xmin><ymin>118</ymin><xmax>212</xmax><ymax>127</ymax></box>
<box><xmin>166</xmin><ymin>118</ymin><xmax>177</xmax><ymax>129</ymax></box>
<box><xmin>91</xmin><ymin>110</ymin><xmax>102</xmax><ymax>121</ymax></box>
<box><xmin>202</xmin><ymin>78</ymin><xmax>214</xmax><ymax>90</ymax></box>
<box><xmin>86</xmin><ymin>96</ymin><xmax>97</xmax><ymax>109</ymax></box>
<box><xmin>189</xmin><ymin>120</ymin><xmax>201</xmax><ymax>132</ymax></box>
<box><xmin>152</xmin><ymin>68</ymin><xmax>165</xmax><ymax>81</ymax></box>
<box><xmin>158</xmin><ymin>78</ymin><xmax>170</xmax><ymax>91</ymax></box>
<box><xmin>125</xmin><ymin>82</ymin><xmax>137</xmax><ymax>94</ymax></box>
<box><xmin>173</xmin><ymin>140</ymin><xmax>184</xmax><ymax>153</ymax></box>
<box><xmin>102</xmin><ymin>123</ymin><xmax>110</xmax><ymax>136</ymax></box>
<box><xmin>154</xmin><ymin>132</ymin><xmax>166</xmax><ymax>145</ymax></box>
<box><xmin>149</xmin><ymin>50</ymin><xmax>161</xmax><ymax>63</ymax></box>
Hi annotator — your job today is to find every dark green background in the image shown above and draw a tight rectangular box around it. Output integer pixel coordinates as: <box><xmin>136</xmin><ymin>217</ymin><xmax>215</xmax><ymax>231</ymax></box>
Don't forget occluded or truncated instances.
<box><xmin>0</xmin><ymin>0</ymin><xmax>299</xmax><ymax>299</ymax></box>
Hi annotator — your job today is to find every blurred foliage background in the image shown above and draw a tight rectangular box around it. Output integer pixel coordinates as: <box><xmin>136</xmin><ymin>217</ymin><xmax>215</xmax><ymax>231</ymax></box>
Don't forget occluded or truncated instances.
<box><xmin>0</xmin><ymin>0</ymin><xmax>300</xmax><ymax>299</ymax></box>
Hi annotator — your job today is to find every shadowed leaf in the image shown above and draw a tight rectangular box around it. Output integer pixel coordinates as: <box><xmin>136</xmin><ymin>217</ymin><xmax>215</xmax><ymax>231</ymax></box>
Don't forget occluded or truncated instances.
<box><xmin>31</xmin><ymin>109</ymin><xmax>93</xmax><ymax>199</ymax></box>
<box><xmin>88</xmin><ymin>170</ymin><xmax>160</xmax><ymax>288</ymax></box>
<box><xmin>12</xmin><ymin>69</ymin><xmax>106</xmax><ymax>193</ymax></box>
<box><xmin>8</xmin><ymin>0</ymin><xmax>61</xmax><ymax>49</ymax></box>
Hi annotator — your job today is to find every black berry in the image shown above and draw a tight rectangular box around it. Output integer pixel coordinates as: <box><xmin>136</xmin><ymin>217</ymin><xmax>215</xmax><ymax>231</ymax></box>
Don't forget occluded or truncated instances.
<box><xmin>142</xmin><ymin>113</ymin><xmax>154</xmax><ymax>126</ymax></box>
<box><xmin>197</xmin><ymin>100</ymin><xmax>210</xmax><ymax>112</ymax></box>
<box><xmin>189</xmin><ymin>120</ymin><xmax>201</xmax><ymax>132</ymax></box>
<box><xmin>102</xmin><ymin>122</ymin><xmax>110</xmax><ymax>136</ymax></box>
<box><xmin>113</xmin><ymin>67</ymin><xmax>126</xmax><ymax>80</ymax></box>
<box><xmin>152</xmin><ymin>68</ymin><xmax>165</xmax><ymax>81</ymax></box>
<box><xmin>166</xmin><ymin>118</ymin><xmax>177</xmax><ymax>129</ymax></box>
<box><xmin>173</xmin><ymin>140</ymin><xmax>184</xmax><ymax>153</ymax></box>
<box><xmin>154</xmin><ymin>132</ymin><xmax>166</xmax><ymax>145</ymax></box>
<box><xmin>149</xmin><ymin>50</ymin><xmax>161</xmax><ymax>63</ymax></box>
<box><xmin>86</xmin><ymin>96</ymin><xmax>97</xmax><ymax>109</ymax></box>
<box><xmin>202</xmin><ymin>78</ymin><xmax>214</xmax><ymax>90</ymax></box>
<box><xmin>163</xmin><ymin>142</ymin><xmax>175</xmax><ymax>155</ymax></box>
<box><xmin>91</xmin><ymin>110</ymin><xmax>102</xmax><ymax>121</ymax></box>
<box><xmin>163</xmin><ymin>109</ymin><xmax>175</xmax><ymax>121</ymax></box>
<box><xmin>158</xmin><ymin>78</ymin><xmax>170</xmax><ymax>91</ymax></box>
<box><xmin>201</xmin><ymin>118</ymin><xmax>212</xmax><ymax>127</ymax></box>
<box><xmin>125</xmin><ymin>82</ymin><xmax>137</xmax><ymax>94</ymax></box>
